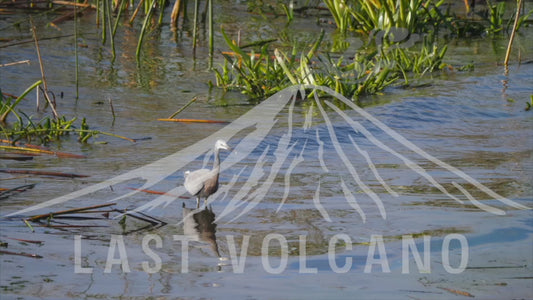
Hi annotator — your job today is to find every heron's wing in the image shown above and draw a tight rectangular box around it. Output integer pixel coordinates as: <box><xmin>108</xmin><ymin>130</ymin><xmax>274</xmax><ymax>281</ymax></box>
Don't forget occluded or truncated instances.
<box><xmin>184</xmin><ymin>168</ymin><xmax>211</xmax><ymax>196</ymax></box>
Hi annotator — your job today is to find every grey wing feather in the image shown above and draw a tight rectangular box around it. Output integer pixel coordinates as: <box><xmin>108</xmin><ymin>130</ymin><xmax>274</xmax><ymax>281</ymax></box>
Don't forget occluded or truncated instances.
<box><xmin>184</xmin><ymin>168</ymin><xmax>211</xmax><ymax>196</ymax></box>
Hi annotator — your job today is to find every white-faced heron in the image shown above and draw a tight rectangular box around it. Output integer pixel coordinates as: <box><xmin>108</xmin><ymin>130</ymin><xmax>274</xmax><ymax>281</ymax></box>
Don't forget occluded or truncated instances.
<box><xmin>184</xmin><ymin>139</ymin><xmax>231</xmax><ymax>208</ymax></box>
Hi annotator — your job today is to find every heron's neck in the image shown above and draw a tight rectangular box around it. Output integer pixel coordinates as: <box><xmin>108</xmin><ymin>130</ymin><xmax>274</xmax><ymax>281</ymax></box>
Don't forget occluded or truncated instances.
<box><xmin>212</xmin><ymin>148</ymin><xmax>221</xmax><ymax>171</ymax></box>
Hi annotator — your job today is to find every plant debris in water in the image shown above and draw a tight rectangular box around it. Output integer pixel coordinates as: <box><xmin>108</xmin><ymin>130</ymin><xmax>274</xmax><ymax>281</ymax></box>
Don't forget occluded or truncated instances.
<box><xmin>19</xmin><ymin>203</ymin><xmax>167</xmax><ymax>234</ymax></box>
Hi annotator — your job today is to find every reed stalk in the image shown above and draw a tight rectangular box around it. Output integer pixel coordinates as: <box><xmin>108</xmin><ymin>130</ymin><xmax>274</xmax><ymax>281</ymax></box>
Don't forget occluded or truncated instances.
<box><xmin>110</xmin><ymin>0</ymin><xmax>126</xmax><ymax>63</ymax></box>
<box><xmin>26</xmin><ymin>203</ymin><xmax>117</xmax><ymax>222</ymax></box>
<box><xmin>170</xmin><ymin>0</ymin><xmax>182</xmax><ymax>30</ymax></box>
<box><xmin>192</xmin><ymin>0</ymin><xmax>200</xmax><ymax>56</ymax></box>
<box><xmin>504</xmin><ymin>0</ymin><xmax>522</xmax><ymax>68</ymax></box>
<box><xmin>109</xmin><ymin>97</ymin><xmax>116</xmax><ymax>126</ymax></box>
<box><xmin>101</xmin><ymin>0</ymin><xmax>107</xmax><ymax>44</ymax></box>
<box><xmin>130</xmin><ymin>0</ymin><xmax>145</xmax><ymax>24</ymax></box>
<box><xmin>0</xmin><ymin>80</ymin><xmax>42</xmax><ymax>123</ymax></box>
<box><xmin>167</xmin><ymin>97</ymin><xmax>198</xmax><ymax>118</ymax></box>
<box><xmin>7</xmin><ymin>127</ymin><xmax>136</xmax><ymax>143</ymax></box>
<box><xmin>95</xmin><ymin>0</ymin><xmax>100</xmax><ymax>26</ymax></box>
<box><xmin>74</xmin><ymin>2</ymin><xmax>79</xmax><ymax>99</ymax></box>
<box><xmin>158</xmin><ymin>0</ymin><xmax>165</xmax><ymax>25</ymax></box>
<box><xmin>136</xmin><ymin>1</ymin><xmax>156</xmax><ymax>62</ymax></box>
<box><xmin>208</xmin><ymin>0</ymin><xmax>214</xmax><ymax>69</ymax></box>
<box><xmin>30</xmin><ymin>18</ymin><xmax>58</xmax><ymax>119</ymax></box>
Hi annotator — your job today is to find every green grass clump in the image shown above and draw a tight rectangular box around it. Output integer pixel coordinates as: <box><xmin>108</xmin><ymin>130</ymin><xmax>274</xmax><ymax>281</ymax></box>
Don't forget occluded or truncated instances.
<box><xmin>324</xmin><ymin>0</ymin><xmax>531</xmax><ymax>37</ymax></box>
<box><xmin>329</xmin><ymin>0</ymin><xmax>447</xmax><ymax>35</ymax></box>
<box><xmin>213</xmin><ymin>27</ymin><xmax>448</xmax><ymax>100</ymax></box>
<box><xmin>1</xmin><ymin>85</ymin><xmax>131</xmax><ymax>144</ymax></box>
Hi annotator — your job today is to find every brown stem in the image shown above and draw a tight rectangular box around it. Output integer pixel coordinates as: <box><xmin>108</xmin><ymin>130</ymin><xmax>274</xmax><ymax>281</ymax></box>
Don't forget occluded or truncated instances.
<box><xmin>29</xmin><ymin>17</ymin><xmax>59</xmax><ymax>119</ymax></box>
<box><xmin>0</xmin><ymin>169</ymin><xmax>89</xmax><ymax>178</ymax></box>
<box><xmin>171</xmin><ymin>0</ymin><xmax>183</xmax><ymax>30</ymax></box>
<box><xmin>129</xmin><ymin>0</ymin><xmax>146</xmax><ymax>24</ymax></box>
<box><xmin>504</xmin><ymin>0</ymin><xmax>522</xmax><ymax>69</ymax></box>
<box><xmin>25</xmin><ymin>203</ymin><xmax>117</xmax><ymax>222</ymax></box>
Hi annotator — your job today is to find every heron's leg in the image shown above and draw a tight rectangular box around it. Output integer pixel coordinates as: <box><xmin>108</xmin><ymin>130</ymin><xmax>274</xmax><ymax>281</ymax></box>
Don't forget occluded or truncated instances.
<box><xmin>196</xmin><ymin>196</ymin><xmax>200</xmax><ymax>209</ymax></box>
<box><xmin>204</xmin><ymin>197</ymin><xmax>208</xmax><ymax>207</ymax></box>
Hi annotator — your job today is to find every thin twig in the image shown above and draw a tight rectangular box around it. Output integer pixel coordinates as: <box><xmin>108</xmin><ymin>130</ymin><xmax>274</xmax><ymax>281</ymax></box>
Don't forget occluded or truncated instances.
<box><xmin>50</xmin><ymin>6</ymin><xmax>89</xmax><ymax>27</ymax></box>
<box><xmin>0</xmin><ymin>144</ymin><xmax>86</xmax><ymax>158</ymax></box>
<box><xmin>0</xmin><ymin>169</ymin><xmax>89</xmax><ymax>178</ymax></box>
<box><xmin>36</xmin><ymin>224</ymin><xmax>108</xmax><ymax>228</ymax></box>
<box><xmin>168</xmin><ymin>97</ymin><xmax>197</xmax><ymax>118</ymax></box>
<box><xmin>29</xmin><ymin>16</ymin><xmax>59</xmax><ymax>119</ymax></box>
<box><xmin>0</xmin><ymin>156</ymin><xmax>34</xmax><ymax>161</ymax></box>
<box><xmin>109</xmin><ymin>97</ymin><xmax>116</xmax><ymax>126</ymax></box>
<box><xmin>0</xmin><ymin>184</ymin><xmax>36</xmax><ymax>200</ymax></box>
<box><xmin>129</xmin><ymin>0</ymin><xmax>145</xmax><ymax>24</ymax></box>
<box><xmin>127</xmin><ymin>187</ymin><xmax>189</xmax><ymax>199</ymax></box>
<box><xmin>0</xmin><ymin>60</ymin><xmax>30</xmax><ymax>67</ymax></box>
<box><xmin>30</xmin><ymin>17</ymin><xmax>48</xmax><ymax>93</ymax></box>
<box><xmin>113</xmin><ymin>209</ymin><xmax>166</xmax><ymax>226</ymax></box>
<box><xmin>157</xmin><ymin>118</ymin><xmax>229</xmax><ymax>124</ymax></box>
<box><xmin>26</xmin><ymin>203</ymin><xmax>117</xmax><ymax>222</ymax></box>
<box><xmin>0</xmin><ymin>250</ymin><xmax>42</xmax><ymax>259</ymax></box>
<box><xmin>0</xmin><ymin>34</ymin><xmax>75</xmax><ymax>49</ymax></box>
<box><xmin>7</xmin><ymin>237</ymin><xmax>44</xmax><ymax>244</ymax></box>
<box><xmin>5</xmin><ymin>127</ymin><xmax>137</xmax><ymax>143</ymax></box>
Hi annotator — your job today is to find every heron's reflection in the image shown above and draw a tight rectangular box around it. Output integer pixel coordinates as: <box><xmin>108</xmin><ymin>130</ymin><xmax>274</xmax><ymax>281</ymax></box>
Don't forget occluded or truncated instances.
<box><xmin>182</xmin><ymin>203</ymin><xmax>220</xmax><ymax>257</ymax></box>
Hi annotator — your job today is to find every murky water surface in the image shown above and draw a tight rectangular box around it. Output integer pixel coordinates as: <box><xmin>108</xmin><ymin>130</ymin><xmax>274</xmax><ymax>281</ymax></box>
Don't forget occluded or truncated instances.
<box><xmin>1</xmin><ymin>3</ymin><xmax>532</xmax><ymax>299</ymax></box>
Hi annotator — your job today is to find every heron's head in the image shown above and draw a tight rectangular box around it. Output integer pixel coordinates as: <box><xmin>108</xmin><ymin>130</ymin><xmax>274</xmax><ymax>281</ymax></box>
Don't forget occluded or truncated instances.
<box><xmin>215</xmin><ymin>139</ymin><xmax>231</xmax><ymax>151</ymax></box>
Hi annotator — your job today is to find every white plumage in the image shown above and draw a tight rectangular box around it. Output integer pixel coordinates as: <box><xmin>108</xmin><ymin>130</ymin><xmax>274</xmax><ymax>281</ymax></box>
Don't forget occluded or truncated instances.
<box><xmin>184</xmin><ymin>139</ymin><xmax>231</xmax><ymax>207</ymax></box>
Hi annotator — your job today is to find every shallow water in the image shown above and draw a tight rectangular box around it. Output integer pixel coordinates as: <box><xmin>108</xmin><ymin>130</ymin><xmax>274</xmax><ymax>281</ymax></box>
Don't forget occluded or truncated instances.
<box><xmin>1</xmin><ymin>4</ymin><xmax>533</xmax><ymax>300</ymax></box>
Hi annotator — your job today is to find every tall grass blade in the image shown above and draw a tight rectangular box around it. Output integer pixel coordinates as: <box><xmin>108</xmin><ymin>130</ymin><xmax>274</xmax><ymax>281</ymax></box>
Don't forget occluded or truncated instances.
<box><xmin>106</xmin><ymin>0</ymin><xmax>116</xmax><ymax>62</ymax></box>
<box><xmin>208</xmin><ymin>0</ymin><xmax>214</xmax><ymax>69</ymax></box>
<box><xmin>167</xmin><ymin>97</ymin><xmax>198</xmax><ymax>118</ymax></box>
<box><xmin>274</xmin><ymin>49</ymin><xmax>297</xmax><ymax>85</ymax></box>
<box><xmin>504</xmin><ymin>0</ymin><xmax>522</xmax><ymax>68</ymax></box>
<box><xmin>192</xmin><ymin>0</ymin><xmax>199</xmax><ymax>56</ymax></box>
<box><xmin>74</xmin><ymin>2</ymin><xmax>79</xmax><ymax>99</ymax></box>
<box><xmin>158</xmin><ymin>0</ymin><xmax>165</xmax><ymax>25</ymax></box>
<box><xmin>0</xmin><ymin>80</ymin><xmax>42</xmax><ymax>123</ymax></box>
<box><xmin>130</xmin><ymin>0</ymin><xmax>146</xmax><ymax>24</ymax></box>
<box><xmin>101</xmin><ymin>0</ymin><xmax>107</xmax><ymax>44</ymax></box>
<box><xmin>136</xmin><ymin>1</ymin><xmax>156</xmax><ymax>62</ymax></box>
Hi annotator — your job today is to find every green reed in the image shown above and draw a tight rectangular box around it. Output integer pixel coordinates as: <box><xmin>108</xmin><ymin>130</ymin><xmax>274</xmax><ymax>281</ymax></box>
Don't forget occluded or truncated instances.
<box><xmin>0</xmin><ymin>80</ymin><xmax>42</xmax><ymax>124</ymax></box>
<box><xmin>213</xmin><ymin>29</ymin><xmax>406</xmax><ymax>100</ymax></box>
<box><xmin>1</xmin><ymin>79</ymin><xmax>133</xmax><ymax>144</ymax></box>
<box><xmin>324</xmin><ymin>0</ymin><xmax>531</xmax><ymax>38</ymax></box>
<box><xmin>325</xmin><ymin>0</ymin><xmax>447</xmax><ymax>35</ymax></box>
<box><xmin>91</xmin><ymin>0</ymin><xmax>214</xmax><ymax>62</ymax></box>
<box><xmin>1</xmin><ymin>111</ymin><xmax>132</xmax><ymax>144</ymax></box>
